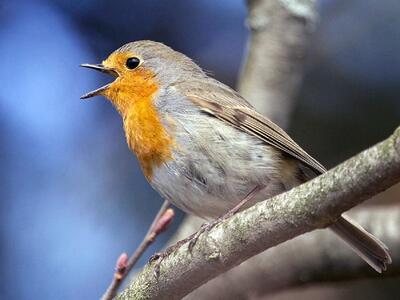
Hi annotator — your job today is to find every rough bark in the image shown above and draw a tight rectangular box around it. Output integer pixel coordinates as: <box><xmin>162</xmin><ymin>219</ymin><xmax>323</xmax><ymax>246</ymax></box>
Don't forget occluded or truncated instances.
<box><xmin>184</xmin><ymin>207</ymin><xmax>400</xmax><ymax>299</ymax></box>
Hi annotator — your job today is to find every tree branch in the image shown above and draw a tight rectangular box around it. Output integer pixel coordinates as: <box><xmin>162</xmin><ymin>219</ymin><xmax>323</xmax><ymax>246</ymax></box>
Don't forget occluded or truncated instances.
<box><xmin>238</xmin><ymin>0</ymin><xmax>317</xmax><ymax>127</ymax></box>
<box><xmin>184</xmin><ymin>207</ymin><xmax>400</xmax><ymax>299</ymax></box>
<box><xmin>116</xmin><ymin>127</ymin><xmax>400</xmax><ymax>300</ymax></box>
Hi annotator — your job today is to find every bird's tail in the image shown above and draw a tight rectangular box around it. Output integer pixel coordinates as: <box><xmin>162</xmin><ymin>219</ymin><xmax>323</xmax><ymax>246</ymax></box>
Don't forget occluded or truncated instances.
<box><xmin>330</xmin><ymin>215</ymin><xmax>392</xmax><ymax>273</ymax></box>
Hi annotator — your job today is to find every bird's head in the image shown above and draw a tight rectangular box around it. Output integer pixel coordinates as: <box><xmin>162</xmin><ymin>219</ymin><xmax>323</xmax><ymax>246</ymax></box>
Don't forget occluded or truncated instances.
<box><xmin>81</xmin><ymin>40</ymin><xmax>204</xmax><ymax>116</ymax></box>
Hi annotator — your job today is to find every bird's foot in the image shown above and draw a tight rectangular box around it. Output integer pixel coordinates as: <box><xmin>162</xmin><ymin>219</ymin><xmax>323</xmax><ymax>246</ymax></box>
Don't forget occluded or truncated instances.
<box><xmin>151</xmin><ymin>186</ymin><xmax>263</xmax><ymax>276</ymax></box>
<box><xmin>149</xmin><ymin>234</ymin><xmax>196</xmax><ymax>277</ymax></box>
<box><xmin>188</xmin><ymin>186</ymin><xmax>263</xmax><ymax>251</ymax></box>
<box><xmin>188</xmin><ymin>219</ymin><xmax>221</xmax><ymax>252</ymax></box>
<box><xmin>149</xmin><ymin>251</ymin><xmax>168</xmax><ymax>278</ymax></box>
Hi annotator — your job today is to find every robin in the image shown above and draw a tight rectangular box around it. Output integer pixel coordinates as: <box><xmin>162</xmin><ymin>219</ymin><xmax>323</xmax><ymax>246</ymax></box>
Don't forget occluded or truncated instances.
<box><xmin>81</xmin><ymin>40</ymin><xmax>391</xmax><ymax>272</ymax></box>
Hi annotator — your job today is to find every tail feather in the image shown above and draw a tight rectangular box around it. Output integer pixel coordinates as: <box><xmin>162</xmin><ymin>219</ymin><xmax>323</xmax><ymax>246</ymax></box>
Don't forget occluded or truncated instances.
<box><xmin>330</xmin><ymin>215</ymin><xmax>392</xmax><ymax>273</ymax></box>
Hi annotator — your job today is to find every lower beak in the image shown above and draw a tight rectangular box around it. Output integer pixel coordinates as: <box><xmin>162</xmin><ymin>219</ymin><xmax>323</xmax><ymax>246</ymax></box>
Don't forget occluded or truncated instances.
<box><xmin>80</xmin><ymin>64</ymin><xmax>118</xmax><ymax>99</ymax></box>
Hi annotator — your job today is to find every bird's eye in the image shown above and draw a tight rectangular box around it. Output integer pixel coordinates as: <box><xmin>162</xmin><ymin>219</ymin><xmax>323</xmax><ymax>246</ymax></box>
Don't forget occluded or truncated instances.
<box><xmin>126</xmin><ymin>57</ymin><xmax>140</xmax><ymax>69</ymax></box>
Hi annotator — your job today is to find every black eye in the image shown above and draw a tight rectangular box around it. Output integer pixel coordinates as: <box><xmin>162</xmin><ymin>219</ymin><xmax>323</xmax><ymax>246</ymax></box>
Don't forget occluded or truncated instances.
<box><xmin>126</xmin><ymin>57</ymin><xmax>140</xmax><ymax>69</ymax></box>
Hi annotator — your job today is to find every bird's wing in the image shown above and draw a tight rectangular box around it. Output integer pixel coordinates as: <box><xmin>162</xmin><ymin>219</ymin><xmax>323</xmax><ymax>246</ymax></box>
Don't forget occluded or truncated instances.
<box><xmin>179</xmin><ymin>79</ymin><xmax>326</xmax><ymax>174</ymax></box>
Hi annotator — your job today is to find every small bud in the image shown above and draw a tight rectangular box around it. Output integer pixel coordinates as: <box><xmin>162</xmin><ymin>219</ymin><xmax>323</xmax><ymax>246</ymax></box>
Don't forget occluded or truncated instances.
<box><xmin>114</xmin><ymin>252</ymin><xmax>128</xmax><ymax>280</ymax></box>
<box><xmin>153</xmin><ymin>208</ymin><xmax>175</xmax><ymax>235</ymax></box>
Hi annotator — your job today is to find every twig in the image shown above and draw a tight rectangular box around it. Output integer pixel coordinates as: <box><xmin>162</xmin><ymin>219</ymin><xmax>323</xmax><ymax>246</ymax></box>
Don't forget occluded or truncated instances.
<box><xmin>116</xmin><ymin>127</ymin><xmax>400</xmax><ymax>300</ymax></box>
<box><xmin>101</xmin><ymin>200</ymin><xmax>173</xmax><ymax>300</ymax></box>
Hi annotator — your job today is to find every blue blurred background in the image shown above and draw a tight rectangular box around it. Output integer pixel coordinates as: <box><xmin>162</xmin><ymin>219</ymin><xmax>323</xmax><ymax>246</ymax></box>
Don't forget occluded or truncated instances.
<box><xmin>1</xmin><ymin>0</ymin><xmax>399</xmax><ymax>299</ymax></box>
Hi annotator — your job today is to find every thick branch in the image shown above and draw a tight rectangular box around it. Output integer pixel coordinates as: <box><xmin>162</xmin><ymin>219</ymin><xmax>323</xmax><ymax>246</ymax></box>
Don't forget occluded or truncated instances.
<box><xmin>116</xmin><ymin>128</ymin><xmax>400</xmax><ymax>300</ymax></box>
<box><xmin>238</xmin><ymin>0</ymin><xmax>317</xmax><ymax>127</ymax></box>
<box><xmin>184</xmin><ymin>207</ymin><xmax>400</xmax><ymax>299</ymax></box>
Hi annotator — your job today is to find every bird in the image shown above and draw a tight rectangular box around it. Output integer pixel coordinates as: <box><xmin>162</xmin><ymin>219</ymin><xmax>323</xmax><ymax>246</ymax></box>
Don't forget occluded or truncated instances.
<box><xmin>81</xmin><ymin>40</ymin><xmax>391</xmax><ymax>272</ymax></box>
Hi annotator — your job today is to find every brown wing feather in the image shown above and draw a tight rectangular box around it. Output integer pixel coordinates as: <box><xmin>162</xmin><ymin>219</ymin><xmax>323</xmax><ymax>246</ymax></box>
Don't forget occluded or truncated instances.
<box><xmin>180</xmin><ymin>80</ymin><xmax>326</xmax><ymax>174</ymax></box>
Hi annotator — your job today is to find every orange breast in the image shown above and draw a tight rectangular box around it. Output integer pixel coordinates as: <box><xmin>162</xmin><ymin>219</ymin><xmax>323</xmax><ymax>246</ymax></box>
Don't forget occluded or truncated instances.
<box><xmin>104</xmin><ymin>66</ymin><xmax>174</xmax><ymax>180</ymax></box>
<box><xmin>124</xmin><ymin>96</ymin><xmax>174</xmax><ymax>180</ymax></box>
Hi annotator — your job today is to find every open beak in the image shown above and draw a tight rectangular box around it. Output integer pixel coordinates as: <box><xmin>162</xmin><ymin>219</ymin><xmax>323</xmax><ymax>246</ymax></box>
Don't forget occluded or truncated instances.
<box><xmin>80</xmin><ymin>64</ymin><xmax>118</xmax><ymax>99</ymax></box>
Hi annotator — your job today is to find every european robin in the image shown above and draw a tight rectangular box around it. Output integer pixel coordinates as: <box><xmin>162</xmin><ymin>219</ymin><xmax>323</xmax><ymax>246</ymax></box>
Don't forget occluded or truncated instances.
<box><xmin>81</xmin><ymin>40</ymin><xmax>391</xmax><ymax>272</ymax></box>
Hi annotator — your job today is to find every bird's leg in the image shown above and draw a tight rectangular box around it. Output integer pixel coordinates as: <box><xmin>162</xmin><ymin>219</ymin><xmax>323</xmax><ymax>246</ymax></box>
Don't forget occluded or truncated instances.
<box><xmin>188</xmin><ymin>185</ymin><xmax>263</xmax><ymax>252</ymax></box>
<box><xmin>150</xmin><ymin>186</ymin><xmax>262</xmax><ymax>276</ymax></box>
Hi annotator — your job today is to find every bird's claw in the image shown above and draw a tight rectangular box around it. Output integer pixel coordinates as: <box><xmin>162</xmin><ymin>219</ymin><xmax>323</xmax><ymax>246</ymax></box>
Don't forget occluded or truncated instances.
<box><xmin>149</xmin><ymin>252</ymin><xmax>161</xmax><ymax>263</ymax></box>
<box><xmin>150</xmin><ymin>208</ymin><xmax>245</xmax><ymax>276</ymax></box>
<box><xmin>149</xmin><ymin>239</ymin><xmax>188</xmax><ymax>277</ymax></box>
<box><xmin>188</xmin><ymin>220</ymin><xmax>220</xmax><ymax>252</ymax></box>
<box><xmin>149</xmin><ymin>253</ymin><xmax>163</xmax><ymax>277</ymax></box>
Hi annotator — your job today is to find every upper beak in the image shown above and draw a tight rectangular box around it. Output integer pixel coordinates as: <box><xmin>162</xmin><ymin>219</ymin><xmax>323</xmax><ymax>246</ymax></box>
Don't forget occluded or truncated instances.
<box><xmin>80</xmin><ymin>64</ymin><xmax>118</xmax><ymax>99</ymax></box>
